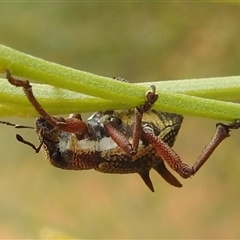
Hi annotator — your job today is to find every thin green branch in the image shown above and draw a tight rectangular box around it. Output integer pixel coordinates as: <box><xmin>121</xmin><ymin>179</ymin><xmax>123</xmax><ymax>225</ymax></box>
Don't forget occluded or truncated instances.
<box><xmin>0</xmin><ymin>45</ymin><xmax>145</xmax><ymax>106</ymax></box>
<box><xmin>0</xmin><ymin>80</ymin><xmax>127</xmax><ymax>117</ymax></box>
<box><xmin>0</xmin><ymin>44</ymin><xmax>240</xmax><ymax>121</ymax></box>
<box><xmin>138</xmin><ymin>77</ymin><xmax>240</xmax><ymax>100</ymax></box>
<box><xmin>1</xmin><ymin>45</ymin><xmax>240</xmax><ymax>102</ymax></box>
<box><xmin>1</xmin><ymin>77</ymin><xmax>240</xmax><ymax>120</ymax></box>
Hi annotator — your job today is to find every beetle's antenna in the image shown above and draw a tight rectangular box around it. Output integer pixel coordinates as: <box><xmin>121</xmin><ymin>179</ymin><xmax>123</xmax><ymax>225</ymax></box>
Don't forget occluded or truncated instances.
<box><xmin>16</xmin><ymin>134</ymin><xmax>43</xmax><ymax>153</ymax></box>
<box><xmin>0</xmin><ymin>120</ymin><xmax>42</xmax><ymax>152</ymax></box>
<box><xmin>0</xmin><ymin>120</ymin><xmax>34</xmax><ymax>129</ymax></box>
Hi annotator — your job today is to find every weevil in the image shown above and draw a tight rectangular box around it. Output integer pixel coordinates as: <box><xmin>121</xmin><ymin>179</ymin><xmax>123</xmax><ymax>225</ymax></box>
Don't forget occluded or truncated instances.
<box><xmin>1</xmin><ymin>70</ymin><xmax>240</xmax><ymax>192</ymax></box>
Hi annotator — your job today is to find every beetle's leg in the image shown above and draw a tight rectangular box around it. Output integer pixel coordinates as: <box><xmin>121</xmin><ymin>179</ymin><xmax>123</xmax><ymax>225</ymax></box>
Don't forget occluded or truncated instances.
<box><xmin>143</xmin><ymin>120</ymin><xmax>240</xmax><ymax>179</ymax></box>
<box><xmin>143</xmin><ymin>124</ymin><xmax>192</xmax><ymax>178</ymax></box>
<box><xmin>103</xmin><ymin>107</ymin><xmax>148</xmax><ymax>155</ymax></box>
<box><xmin>104</xmin><ymin>85</ymin><xmax>158</xmax><ymax>156</ymax></box>
<box><xmin>192</xmin><ymin>121</ymin><xmax>240</xmax><ymax>174</ymax></box>
<box><xmin>103</xmin><ymin>120</ymin><xmax>133</xmax><ymax>155</ymax></box>
<box><xmin>131</xmin><ymin>85</ymin><xmax>158</xmax><ymax>153</ymax></box>
<box><xmin>6</xmin><ymin>70</ymin><xmax>88</xmax><ymax>135</ymax></box>
<box><xmin>6</xmin><ymin>70</ymin><xmax>63</xmax><ymax>128</ymax></box>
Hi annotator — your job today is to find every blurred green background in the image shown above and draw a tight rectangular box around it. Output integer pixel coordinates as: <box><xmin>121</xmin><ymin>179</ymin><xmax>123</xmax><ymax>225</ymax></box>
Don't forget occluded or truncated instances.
<box><xmin>0</xmin><ymin>2</ymin><xmax>240</xmax><ymax>239</ymax></box>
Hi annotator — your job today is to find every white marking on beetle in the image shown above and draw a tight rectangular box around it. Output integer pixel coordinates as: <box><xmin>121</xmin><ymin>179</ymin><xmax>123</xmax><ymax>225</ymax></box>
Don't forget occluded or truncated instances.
<box><xmin>58</xmin><ymin>132</ymin><xmax>144</xmax><ymax>153</ymax></box>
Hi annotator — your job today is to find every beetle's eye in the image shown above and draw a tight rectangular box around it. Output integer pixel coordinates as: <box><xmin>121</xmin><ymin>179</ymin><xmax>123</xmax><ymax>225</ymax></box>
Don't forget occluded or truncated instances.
<box><xmin>110</xmin><ymin>117</ymin><xmax>122</xmax><ymax>128</ymax></box>
<box><xmin>50</xmin><ymin>150</ymin><xmax>66</xmax><ymax>167</ymax></box>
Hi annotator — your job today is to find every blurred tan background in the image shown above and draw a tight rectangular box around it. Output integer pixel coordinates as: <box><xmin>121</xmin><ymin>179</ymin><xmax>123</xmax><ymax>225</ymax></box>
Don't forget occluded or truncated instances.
<box><xmin>0</xmin><ymin>2</ymin><xmax>240</xmax><ymax>239</ymax></box>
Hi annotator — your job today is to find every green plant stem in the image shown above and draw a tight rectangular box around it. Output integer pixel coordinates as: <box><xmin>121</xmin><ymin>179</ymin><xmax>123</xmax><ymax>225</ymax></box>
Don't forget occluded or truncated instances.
<box><xmin>0</xmin><ymin>45</ymin><xmax>145</xmax><ymax>106</ymax></box>
<box><xmin>0</xmin><ymin>80</ymin><xmax>127</xmax><ymax>117</ymax></box>
<box><xmin>138</xmin><ymin>77</ymin><xmax>240</xmax><ymax>100</ymax></box>
<box><xmin>1</xmin><ymin>78</ymin><xmax>240</xmax><ymax>120</ymax></box>
<box><xmin>0</xmin><ymin>44</ymin><xmax>240</xmax><ymax>121</ymax></box>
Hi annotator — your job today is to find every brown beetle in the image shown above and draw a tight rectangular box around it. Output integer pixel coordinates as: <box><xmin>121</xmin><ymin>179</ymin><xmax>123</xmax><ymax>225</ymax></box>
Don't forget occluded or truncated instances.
<box><xmin>2</xmin><ymin>70</ymin><xmax>239</xmax><ymax>192</ymax></box>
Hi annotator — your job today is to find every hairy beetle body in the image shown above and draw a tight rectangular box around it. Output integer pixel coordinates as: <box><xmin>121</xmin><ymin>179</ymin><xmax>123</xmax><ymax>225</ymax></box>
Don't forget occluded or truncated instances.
<box><xmin>36</xmin><ymin>109</ymin><xmax>183</xmax><ymax>191</ymax></box>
